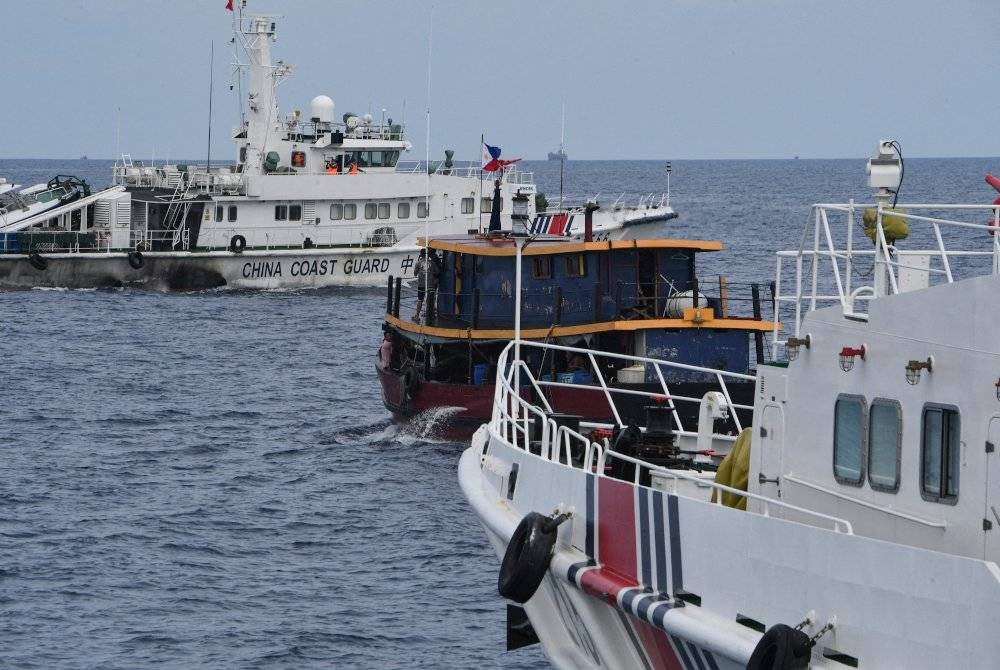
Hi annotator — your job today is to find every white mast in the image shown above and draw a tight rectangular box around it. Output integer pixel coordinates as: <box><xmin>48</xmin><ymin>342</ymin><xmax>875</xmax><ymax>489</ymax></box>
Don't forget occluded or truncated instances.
<box><xmin>240</xmin><ymin>14</ymin><xmax>286</xmax><ymax>176</ymax></box>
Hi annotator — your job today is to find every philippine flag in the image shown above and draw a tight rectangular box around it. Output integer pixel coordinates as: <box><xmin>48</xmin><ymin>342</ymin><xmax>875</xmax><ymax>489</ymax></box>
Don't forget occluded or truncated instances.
<box><xmin>482</xmin><ymin>142</ymin><xmax>522</xmax><ymax>172</ymax></box>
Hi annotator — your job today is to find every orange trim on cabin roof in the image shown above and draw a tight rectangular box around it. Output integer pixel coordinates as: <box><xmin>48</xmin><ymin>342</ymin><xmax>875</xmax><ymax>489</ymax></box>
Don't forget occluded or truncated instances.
<box><xmin>417</xmin><ymin>237</ymin><xmax>723</xmax><ymax>256</ymax></box>
<box><xmin>384</xmin><ymin>314</ymin><xmax>779</xmax><ymax>340</ymax></box>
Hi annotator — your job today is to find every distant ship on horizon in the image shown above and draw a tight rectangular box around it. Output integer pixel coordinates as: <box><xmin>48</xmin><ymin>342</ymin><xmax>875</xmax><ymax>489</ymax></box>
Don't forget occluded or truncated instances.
<box><xmin>547</xmin><ymin>148</ymin><xmax>567</xmax><ymax>161</ymax></box>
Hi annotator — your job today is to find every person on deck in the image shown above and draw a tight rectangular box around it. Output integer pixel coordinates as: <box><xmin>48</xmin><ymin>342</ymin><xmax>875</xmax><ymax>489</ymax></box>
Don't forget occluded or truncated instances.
<box><xmin>413</xmin><ymin>249</ymin><xmax>440</xmax><ymax>323</ymax></box>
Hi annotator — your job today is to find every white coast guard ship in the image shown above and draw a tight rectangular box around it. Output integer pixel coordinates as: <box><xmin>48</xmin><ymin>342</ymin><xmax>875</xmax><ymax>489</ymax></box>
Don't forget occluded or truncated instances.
<box><xmin>460</xmin><ymin>141</ymin><xmax>1000</xmax><ymax>668</ymax></box>
<box><xmin>0</xmin><ymin>4</ymin><xmax>674</xmax><ymax>291</ymax></box>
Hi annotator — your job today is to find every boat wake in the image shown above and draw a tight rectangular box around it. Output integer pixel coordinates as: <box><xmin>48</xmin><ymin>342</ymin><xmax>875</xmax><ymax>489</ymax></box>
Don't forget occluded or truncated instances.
<box><xmin>404</xmin><ymin>406</ymin><xmax>466</xmax><ymax>441</ymax></box>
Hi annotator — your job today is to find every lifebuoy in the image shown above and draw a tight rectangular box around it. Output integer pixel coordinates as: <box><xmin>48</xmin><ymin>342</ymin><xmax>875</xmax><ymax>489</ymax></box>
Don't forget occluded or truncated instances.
<box><xmin>127</xmin><ymin>250</ymin><xmax>144</xmax><ymax>270</ymax></box>
<box><xmin>746</xmin><ymin>624</ymin><xmax>812</xmax><ymax>670</ymax></box>
<box><xmin>229</xmin><ymin>234</ymin><xmax>246</xmax><ymax>254</ymax></box>
<box><xmin>498</xmin><ymin>512</ymin><xmax>563</xmax><ymax>604</ymax></box>
<box><xmin>28</xmin><ymin>252</ymin><xmax>48</xmax><ymax>271</ymax></box>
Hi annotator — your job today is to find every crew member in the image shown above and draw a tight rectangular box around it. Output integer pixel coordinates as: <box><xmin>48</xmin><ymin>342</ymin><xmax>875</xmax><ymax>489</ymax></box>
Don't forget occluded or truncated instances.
<box><xmin>413</xmin><ymin>248</ymin><xmax>441</xmax><ymax>323</ymax></box>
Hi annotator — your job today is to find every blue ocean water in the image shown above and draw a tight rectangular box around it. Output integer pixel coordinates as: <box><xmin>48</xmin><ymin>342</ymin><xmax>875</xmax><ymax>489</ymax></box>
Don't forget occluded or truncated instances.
<box><xmin>1</xmin><ymin>156</ymin><xmax>997</xmax><ymax>668</ymax></box>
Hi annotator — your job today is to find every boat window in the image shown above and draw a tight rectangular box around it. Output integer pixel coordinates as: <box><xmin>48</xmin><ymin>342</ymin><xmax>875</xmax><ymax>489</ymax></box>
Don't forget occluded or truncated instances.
<box><xmin>833</xmin><ymin>395</ymin><xmax>866</xmax><ymax>486</ymax></box>
<box><xmin>532</xmin><ymin>256</ymin><xmax>552</xmax><ymax>280</ymax></box>
<box><xmin>378</xmin><ymin>203</ymin><xmax>390</xmax><ymax>219</ymax></box>
<box><xmin>228</xmin><ymin>205</ymin><xmax>237</xmax><ymax>222</ymax></box>
<box><xmin>868</xmin><ymin>399</ymin><xmax>901</xmax><ymax>492</ymax></box>
<box><xmin>215</xmin><ymin>205</ymin><xmax>224</xmax><ymax>222</ymax></box>
<box><xmin>921</xmin><ymin>405</ymin><xmax>960</xmax><ymax>503</ymax></box>
<box><xmin>565</xmin><ymin>254</ymin><xmax>586</xmax><ymax>278</ymax></box>
<box><xmin>275</xmin><ymin>205</ymin><xmax>288</xmax><ymax>221</ymax></box>
<box><xmin>461</xmin><ymin>198</ymin><xmax>475</xmax><ymax>214</ymax></box>
<box><xmin>365</xmin><ymin>203</ymin><xmax>377</xmax><ymax>219</ymax></box>
<box><xmin>398</xmin><ymin>202</ymin><xmax>410</xmax><ymax>219</ymax></box>
<box><xmin>385</xmin><ymin>151</ymin><xmax>400</xmax><ymax>167</ymax></box>
<box><xmin>289</xmin><ymin>205</ymin><xmax>302</xmax><ymax>221</ymax></box>
<box><xmin>417</xmin><ymin>201</ymin><xmax>429</xmax><ymax>218</ymax></box>
<box><xmin>344</xmin><ymin>204</ymin><xmax>357</xmax><ymax>220</ymax></box>
<box><xmin>482</xmin><ymin>197</ymin><xmax>492</xmax><ymax>213</ymax></box>
<box><xmin>330</xmin><ymin>204</ymin><xmax>343</xmax><ymax>220</ymax></box>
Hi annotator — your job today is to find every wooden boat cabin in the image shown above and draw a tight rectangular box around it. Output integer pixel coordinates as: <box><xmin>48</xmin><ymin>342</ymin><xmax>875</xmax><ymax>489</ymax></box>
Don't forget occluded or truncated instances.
<box><xmin>377</xmin><ymin>233</ymin><xmax>776</xmax><ymax>438</ymax></box>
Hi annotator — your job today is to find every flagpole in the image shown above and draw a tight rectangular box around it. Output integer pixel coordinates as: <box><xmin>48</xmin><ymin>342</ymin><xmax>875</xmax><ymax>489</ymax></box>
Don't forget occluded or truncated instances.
<box><xmin>478</xmin><ymin>132</ymin><xmax>484</xmax><ymax>233</ymax></box>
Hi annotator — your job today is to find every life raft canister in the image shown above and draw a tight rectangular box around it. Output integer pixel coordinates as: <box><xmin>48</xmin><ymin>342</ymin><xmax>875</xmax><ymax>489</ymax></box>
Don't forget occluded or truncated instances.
<box><xmin>746</xmin><ymin>624</ymin><xmax>813</xmax><ymax>670</ymax></box>
<box><xmin>127</xmin><ymin>250</ymin><xmax>144</xmax><ymax>270</ymax></box>
<box><xmin>498</xmin><ymin>511</ymin><xmax>569</xmax><ymax>604</ymax></box>
<box><xmin>229</xmin><ymin>234</ymin><xmax>247</xmax><ymax>254</ymax></box>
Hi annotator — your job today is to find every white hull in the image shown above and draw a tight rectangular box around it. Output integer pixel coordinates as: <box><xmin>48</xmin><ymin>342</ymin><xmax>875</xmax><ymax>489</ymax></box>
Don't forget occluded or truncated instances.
<box><xmin>0</xmin><ymin>246</ymin><xmax>424</xmax><ymax>290</ymax></box>
<box><xmin>462</xmin><ymin>425</ymin><xmax>1000</xmax><ymax>669</ymax></box>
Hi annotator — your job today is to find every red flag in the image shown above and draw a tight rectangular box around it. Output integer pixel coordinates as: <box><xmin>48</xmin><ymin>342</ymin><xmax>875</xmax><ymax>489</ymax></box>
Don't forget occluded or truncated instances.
<box><xmin>226</xmin><ymin>0</ymin><xmax>234</xmax><ymax>10</ymax></box>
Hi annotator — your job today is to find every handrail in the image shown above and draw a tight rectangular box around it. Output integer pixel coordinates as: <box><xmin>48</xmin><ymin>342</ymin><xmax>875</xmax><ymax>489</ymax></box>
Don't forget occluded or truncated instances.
<box><xmin>597</xmin><ymin>449</ymin><xmax>853</xmax><ymax>535</ymax></box>
<box><xmin>489</xmin><ymin>339</ymin><xmax>854</xmax><ymax>535</ymax></box>
<box><xmin>771</xmin><ymin>200</ymin><xmax>1000</xmax><ymax>355</ymax></box>
<box><xmin>782</xmin><ymin>474</ymin><xmax>947</xmax><ymax>529</ymax></box>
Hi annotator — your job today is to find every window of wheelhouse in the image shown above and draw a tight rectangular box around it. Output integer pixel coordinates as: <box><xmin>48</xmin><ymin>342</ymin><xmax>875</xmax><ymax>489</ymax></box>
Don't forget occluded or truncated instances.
<box><xmin>215</xmin><ymin>205</ymin><xmax>223</xmax><ymax>222</ymax></box>
<box><xmin>330</xmin><ymin>204</ymin><xmax>343</xmax><ymax>220</ymax></box>
<box><xmin>461</xmin><ymin>198</ymin><xmax>475</xmax><ymax>214</ymax></box>
<box><xmin>275</xmin><ymin>205</ymin><xmax>288</xmax><ymax>220</ymax></box>
<box><xmin>365</xmin><ymin>203</ymin><xmax>377</xmax><ymax>219</ymax></box>
<box><xmin>565</xmin><ymin>254</ymin><xmax>586</xmax><ymax>278</ymax></box>
<box><xmin>868</xmin><ymin>399</ymin><xmax>901</xmax><ymax>492</ymax></box>
<box><xmin>921</xmin><ymin>404</ymin><xmax>960</xmax><ymax>503</ymax></box>
<box><xmin>531</xmin><ymin>256</ymin><xmax>552</xmax><ymax>280</ymax></box>
<box><xmin>398</xmin><ymin>202</ymin><xmax>410</xmax><ymax>219</ymax></box>
<box><xmin>377</xmin><ymin>203</ymin><xmax>390</xmax><ymax>219</ymax></box>
<box><xmin>833</xmin><ymin>394</ymin><xmax>866</xmax><ymax>486</ymax></box>
<box><xmin>417</xmin><ymin>201</ymin><xmax>429</xmax><ymax>218</ymax></box>
<box><xmin>227</xmin><ymin>205</ymin><xmax>237</xmax><ymax>222</ymax></box>
<box><xmin>289</xmin><ymin>205</ymin><xmax>302</xmax><ymax>221</ymax></box>
<box><xmin>344</xmin><ymin>204</ymin><xmax>357</xmax><ymax>220</ymax></box>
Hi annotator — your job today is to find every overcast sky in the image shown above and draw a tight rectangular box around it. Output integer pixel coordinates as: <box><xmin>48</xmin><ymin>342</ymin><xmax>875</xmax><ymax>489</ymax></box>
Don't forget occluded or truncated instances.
<box><xmin>2</xmin><ymin>0</ymin><xmax>998</xmax><ymax>161</ymax></box>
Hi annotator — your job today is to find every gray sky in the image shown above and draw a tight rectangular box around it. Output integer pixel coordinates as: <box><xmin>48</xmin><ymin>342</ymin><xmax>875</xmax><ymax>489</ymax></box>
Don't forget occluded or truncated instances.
<box><xmin>3</xmin><ymin>0</ymin><xmax>998</xmax><ymax>161</ymax></box>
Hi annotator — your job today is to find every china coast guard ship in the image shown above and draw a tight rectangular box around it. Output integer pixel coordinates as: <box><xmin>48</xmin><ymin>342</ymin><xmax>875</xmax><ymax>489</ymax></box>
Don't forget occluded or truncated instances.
<box><xmin>0</xmin><ymin>2</ymin><xmax>676</xmax><ymax>291</ymax></box>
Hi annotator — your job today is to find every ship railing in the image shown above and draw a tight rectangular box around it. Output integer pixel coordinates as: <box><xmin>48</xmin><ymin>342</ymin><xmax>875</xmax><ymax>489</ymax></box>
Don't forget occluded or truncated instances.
<box><xmin>0</xmin><ymin>231</ymin><xmax>112</xmax><ymax>254</ymax></box>
<box><xmin>395</xmin><ymin>161</ymin><xmax>535</xmax><ymax>185</ymax></box>
<box><xmin>492</xmin><ymin>340</ymin><xmax>753</xmax><ymax>448</ymax></box>
<box><xmin>772</xmin><ymin>201</ymin><xmax>1000</xmax><ymax>358</ymax></box>
<box><xmin>113</xmin><ymin>164</ymin><xmax>245</xmax><ymax>195</ymax></box>
<box><xmin>271</xmin><ymin>119</ymin><xmax>407</xmax><ymax>144</ymax></box>
<box><xmin>195</xmin><ymin>221</ymin><xmax>430</xmax><ymax>251</ymax></box>
<box><xmin>132</xmin><ymin>228</ymin><xmax>189</xmax><ymax>251</ymax></box>
<box><xmin>488</xmin><ymin>340</ymin><xmax>853</xmax><ymax>534</ymax></box>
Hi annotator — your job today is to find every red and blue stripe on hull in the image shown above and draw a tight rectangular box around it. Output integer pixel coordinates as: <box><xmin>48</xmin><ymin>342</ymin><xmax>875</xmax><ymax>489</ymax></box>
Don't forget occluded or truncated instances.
<box><xmin>563</xmin><ymin>474</ymin><xmax>721</xmax><ymax>670</ymax></box>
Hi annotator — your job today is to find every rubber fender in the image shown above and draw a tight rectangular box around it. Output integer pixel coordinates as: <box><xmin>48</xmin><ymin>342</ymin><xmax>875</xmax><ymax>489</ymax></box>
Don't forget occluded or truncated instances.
<box><xmin>498</xmin><ymin>512</ymin><xmax>558</xmax><ymax>604</ymax></box>
<box><xmin>28</xmin><ymin>251</ymin><xmax>47</xmax><ymax>271</ymax></box>
<box><xmin>127</xmin><ymin>250</ymin><xmax>144</xmax><ymax>270</ymax></box>
<box><xmin>746</xmin><ymin>624</ymin><xmax>812</xmax><ymax>670</ymax></box>
<box><xmin>229</xmin><ymin>234</ymin><xmax>246</xmax><ymax>254</ymax></box>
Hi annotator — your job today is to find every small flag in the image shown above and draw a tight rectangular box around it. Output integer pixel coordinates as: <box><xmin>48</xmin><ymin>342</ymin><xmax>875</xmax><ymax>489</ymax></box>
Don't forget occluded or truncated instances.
<box><xmin>482</xmin><ymin>142</ymin><xmax>522</xmax><ymax>172</ymax></box>
<box><xmin>226</xmin><ymin>0</ymin><xmax>234</xmax><ymax>10</ymax></box>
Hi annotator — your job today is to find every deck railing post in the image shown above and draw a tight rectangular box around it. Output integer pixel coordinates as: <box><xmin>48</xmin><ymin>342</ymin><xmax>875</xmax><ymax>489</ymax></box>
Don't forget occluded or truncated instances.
<box><xmin>427</xmin><ymin>288</ymin><xmax>437</xmax><ymax>324</ymax></box>
<box><xmin>691</xmin><ymin>277</ymin><xmax>699</xmax><ymax>308</ymax></box>
<box><xmin>472</xmin><ymin>288</ymin><xmax>481</xmax><ymax>329</ymax></box>
<box><xmin>393</xmin><ymin>277</ymin><xmax>402</xmax><ymax>317</ymax></box>
<box><xmin>752</xmin><ymin>283</ymin><xmax>765</xmax><ymax>364</ymax></box>
<box><xmin>386</xmin><ymin>275</ymin><xmax>394</xmax><ymax>314</ymax></box>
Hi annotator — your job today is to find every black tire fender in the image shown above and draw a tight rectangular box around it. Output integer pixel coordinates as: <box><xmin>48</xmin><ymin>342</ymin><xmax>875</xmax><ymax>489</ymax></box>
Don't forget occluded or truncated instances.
<box><xmin>28</xmin><ymin>251</ymin><xmax>47</xmax><ymax>271</ymax></box>
<box><xmin>498</xmin><ymin>512</ymin><xmax>559</xmax><ymax>604</ymax></box>
<box><xmin>746</xmin><ymin>624</ymin><xmax>812</xmax><ymax>670</ymax></box>
<box><xmin>127</xmin><ymin>250</ymin><xmax>144</xmax><ymax>270</ymax></box>
<box><xmin>229</xmin><ymin>234</ymin><xmax>246</xmax><ymax>254</ymax></box>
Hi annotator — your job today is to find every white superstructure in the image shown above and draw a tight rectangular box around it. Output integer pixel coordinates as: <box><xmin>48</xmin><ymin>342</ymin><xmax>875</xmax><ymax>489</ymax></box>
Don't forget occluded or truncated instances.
<box><xmin>460</xmin><ymin>142</ymin><xmax>1000</xmax><ymax>668</ymax></box>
